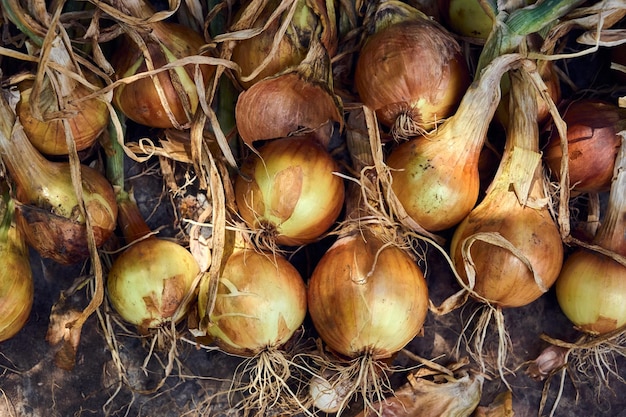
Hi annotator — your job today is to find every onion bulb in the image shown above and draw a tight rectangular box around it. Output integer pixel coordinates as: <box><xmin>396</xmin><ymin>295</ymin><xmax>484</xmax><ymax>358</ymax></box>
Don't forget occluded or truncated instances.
<box><xmin>235</xmin><ymin>37</ymin><xmax>343</xmax><ymax>148</ymax></box>
<box><xmin>387</xmin><ymin>53</ymin><xmax>524</xmax><ymax>232</ymax></box>
<box><xmin>0</xmin><ymin>88</ymin><xmax>117</xmax><ymax>265</ymax></box>
<box><xmin>111</xmin><ymin>19</ymin><xmax>214</xmax><ymax>129</ymax></box>
<box><xmin>354</xmin><ymin>0</ymin><xmax>470</xmax><ymax>139</ymax></box>
<box><xmin>230</xmin><ymin>0</ymin><xmax>337</xmax><ymax>89</ymax></box>
<box><xmin>0</xmin><ymin>189</ymin><xmax>34</xmax><ymax>342</ymax></box>
<box><xmin>438</xmin><ymin>0</ymin><xmax>494</xmax><ymax>40</ymax></box>
<box><xmin>234</xmin><ymin>134</ymin><xmax>345</xmax><ymax>247</ymax></box>
<box><xmin>308</xmin><ymin>230</ymin><xmax>429</xmax><ymax>360</ymax></box>
<box><xmin>450</xmin><ymin>68</ymin><xmax>564</xmax><ymax>308</ymax></box>
<box><xmin>555</xmin><ymin>135</ymin><xmax>626</xmax><ymax>335</ymax></box>
<box><xmin>544</xmin><ymin>99</ymin><xmax>624</xmax><ymax>194</ymax></box>
<box><xmin>106</xmin><ymin>193</ymin><xmax>200</xmax><ymax>331</ymax></box>
<box><xmin>197</xmin><ymin>244</ymin><xmax>308</xmax><ymax>415</ymax></box>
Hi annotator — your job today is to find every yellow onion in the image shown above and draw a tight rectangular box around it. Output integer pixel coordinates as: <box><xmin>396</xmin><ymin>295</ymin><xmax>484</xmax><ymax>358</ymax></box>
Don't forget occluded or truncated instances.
<box><xmin>201</xmin><ymin>247</ymin><xmax>307</xmax><ymax>355</ymax></box>
<box><xmin>438</xmin><ymin>0</ymin><xmax>494</xmax><ymax>40</ymax></box>
<box><xmin>450</xmin><ymin>68</ymin><xmax>563</xmax><ymax>308</ymax></box>
<box><xmin>0</xmin><ymin>88</ymin><xmax>117</xmax><ymax>265</ymax></box>
<box><xmin>16</xmin><ymin>66</ymin><xmax>109</xmax><ymax>156</ymax></box>
<box><xmin>555</xmin><ymin>135</ymin><xmax>626</xmax><ymax>335</ymax></box>
<box><xmin>354</xmin><ymin>0</ymin><xmax>470</xmax><ymax>139</ymax></box>
<box><xmin>544</xmin><ymin>99</ymin><xmax>624</xmax><ymax>194</ymax></box>
<box><xmin>234</xmin><ymin>134</ymin><xmax>345</xmax><ymax>246</ymax></box>
<box><xmin>0</xmin><ymin>190</ymin><xmax>34</xmax><ymax>342</ymax></box>
<box><xmin>230</xmin><ymin>0</ymin><xmax>337</xmax><ymax>89</ymax></box>
<box><xmin>111</xmin><ymin>21</ymin><xmax>214</xmax><ymax>129</ymax></box>
<box><xmin>307</xmin><ymin>230</ymin><xmax>429</xmax><ymax>360</ymax></box>
<box><xmin>235</xmin><ymin>37</ymin><xmax>343</xmax><ymax>148</ymax></box>
<box><xmin>387</xmin><ymin>53</ymin><xmax>523</xmax><ymax>232</ymax></box>
<box><xmin>106</xmin><ymin>194</ymin><xmax>200</xmax><ymax>331</ymax></box>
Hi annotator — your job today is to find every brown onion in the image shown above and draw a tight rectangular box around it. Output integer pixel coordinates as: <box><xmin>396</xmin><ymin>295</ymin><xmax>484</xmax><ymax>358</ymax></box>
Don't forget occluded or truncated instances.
<box><xmin>556</xmin><ymin>135</ymin><xmax>626</xmax><ymax>335</ymax></box>
<box><xmin>544</xmin><ymin>98</ymin><xmax>624</xmax><ymax>194</ymax></box>
<box><xmin>307</xmin><ymin>230</ymin><xmax>429</xmax><ymax>360</ymax></box>
<box><xmin>234</xmin><ymin>134</ymin><xmax>345</xmax><ymax>246</ymax></box>
<box><xmin>235</xmin><ymin>38</ymin><xmax>343</xmax><ymax>148</ymax></box>
<box><xmin>0</xmin><ymin>191</ymin><xmax>34</xmax><ymax>342</ymax></box>
<box><xmin>111</xmin><ymin>21</ymin><xmax>214</xmax><ymax>129</ymax></box>
<box><xmin>354</xmin><ymin>0</ymin><xmax>470</xmax><ymax>139</ymax></box>
<box><xmin>387</xmin><ymin>53</ymin><xmax>523</xmax><ymax>232</ymax></box>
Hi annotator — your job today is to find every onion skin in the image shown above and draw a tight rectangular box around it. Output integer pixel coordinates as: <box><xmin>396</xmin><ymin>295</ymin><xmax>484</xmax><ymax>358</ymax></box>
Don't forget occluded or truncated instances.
<box><xmin>355</xmin><ymin>2</ymin><xmax>470</xmax><ymax>135</ymax></box>
<box><xmin>206</xmin><ymin>248</ymin><xmax>307</xmax><ymax>356</ymax></box>
<box><xmin>544</xmin><ymin>99</ymin><xmax>624</xmax><ymax>194</ymax></box>
<box><xmin>0</xmin><ymin>198</ymin><xmax>34</xmax><ymax>342</ymax></box>
<box><xmin>234</xmin><ymin>135</ymin><xmax>345</xmax><ymax>246</ymax></box>
<box><xmin>16</xmin><ymin>75</ymin><xmax>109</xmax><ymax>156</ymax></box>
<box><xmin>307</xmin><ymin>231</ymin><xmax>429</xmax><ymax>360</ymax></box>
<box><xmin>112</xmin><ymin>22</ymin><xmax>214</xmax><ymax>129</ymax></box>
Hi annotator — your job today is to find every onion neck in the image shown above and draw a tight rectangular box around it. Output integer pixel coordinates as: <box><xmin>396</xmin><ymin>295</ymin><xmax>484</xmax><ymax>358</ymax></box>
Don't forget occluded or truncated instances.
<box><xmin>0</xmin><ymin>91</ymin><xmax>60</xmax><ymax>202</ymax></box>
<box><xmin>594</xmin><ymin>135</ymin><xmax>626</xmax><ymax>256</ymax></box>
<box><xmin>365</xmin><ymin>0</ymin><xmax>427</xmax><ymax>36</ymax></box>
<box><xmin>116</xmin><ymin>192</ymin><xmax>154</xmax><ymax>244</ymax></box>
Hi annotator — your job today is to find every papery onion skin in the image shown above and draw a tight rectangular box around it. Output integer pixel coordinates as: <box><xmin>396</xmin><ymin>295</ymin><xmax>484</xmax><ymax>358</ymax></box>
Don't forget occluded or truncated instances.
<box><xmin>206</xmin><ymin>249</ymin><xmax>307</xmax><ymax>356</ymax></box>
<box><xmin>555</xmin><ymin>250</ymin><xmax>626</xmax><ymax>335</ymax></box>
<box><xmin>543</xmin><ymin>99</ymin><xmax>624</xmax><ymax>194</ymax></box>
<box><xmin>354</xmin><ymin>14</ymin><xmax>470</xmax><ymax>133</ymax></box>
<box><xmin>307</xmin><ymin>232</ymin><xmax>429</xmax><ymax>359</ymax></box>
<box><xmin>234</xmin><ymin>135</ymin><xmax>345</xmax><ymax>246</ymax></box>
<box><xmin>16</xmin><ymin>76</ymin><xmax>109</xmax><ymax>156</ymax></box>
<box><xmin>112</xmin><ymin>22</ymin><xmax>214</xmax><ymax>129</ymax></box>
<box><xmin>106</xmin><ymin>238</ymin><xmax>200</xmax><ymax>331</ymax></box>
<box><xmin>0</xmin><ymin>202</ymin><xmax>34</xmax><ymax>342</ymax></box>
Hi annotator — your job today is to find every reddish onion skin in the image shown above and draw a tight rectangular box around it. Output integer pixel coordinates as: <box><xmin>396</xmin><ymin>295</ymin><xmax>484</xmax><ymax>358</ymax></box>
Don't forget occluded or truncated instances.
<box><xmin>544</xmin><ymin>99</ymin><xmax>624</xmax><ymax>193</ymax></box>
<box><xmin>307</xmin><ymin>232</ymin><xmax>429</xmax><ymax>359</ymax></box>
<box><xmin>234</xmin><ymin>135</ymin><xmax>345</xmax><ymax>246</ymax></box>
<box><xmin>354</xmin><ymin>16</ymin><xmax>470</xmax><ymax>134</ymax></box>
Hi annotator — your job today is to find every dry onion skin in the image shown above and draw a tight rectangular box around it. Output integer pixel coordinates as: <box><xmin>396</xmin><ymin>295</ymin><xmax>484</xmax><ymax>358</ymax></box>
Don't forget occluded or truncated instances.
<box><xmin>0</xmin><ymin>193</ymin><xmax>34</xmax><ymax>342</ymax></box>
<box><xmin>230</xmin><ymin>0</ymin><xmax>338</xmax><ymax>89</ymax></box>
<box><xmin>234</xmin><ymin>134</ymin><xmax>345</xmax><ymax>247</ymax></box>
<box><xmin>555</xmin><ymin>135</ymin><xmax>626</xmax><ymax>335</ymax></box>
<box><xmin>354</xmin><ymin>0</ymin><xmax>470</xmax><ymax>139</ymax></box>
<box><xmin>544</xmin><ymin>99</ymin><xmax>624</xmax><ymax>194</ymax></box>
<box><xmin>111</xmin><ymin>21</ymin><xmax>214</xmax><ymax>129</ymax></box>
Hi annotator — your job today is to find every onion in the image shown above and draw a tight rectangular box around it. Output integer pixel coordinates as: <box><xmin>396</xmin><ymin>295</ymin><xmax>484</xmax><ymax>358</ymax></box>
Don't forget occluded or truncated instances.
<box><xmin>230</xmin><ymin>0</ymin><xmax>338</xmax><ymax>89</ymax></box>
<box><xmin>438</xmin><ymin>0</ymin><xmax>494</xmax><ymax>40</ymax></box>
<box><xmin>234</xmin><ymin>134</ymin><xmax>345</xmax><ymax>247</ymax></box>
<box><xmin>0</xmin><ymin>88</ymin><xmax>118</xmax><ymax>265</ymax></box>
<box><xmin>106</xmin><ymin>193</ymin><xmax>200</xmax><ymax>331</ymax></box>
<box><xmin>555</xmin><ymin>135</ymin><xmax>626</xmax><ymax>335</ymax></box>
<box><xmin>0</xmin><ymin>189</ymin><xmax>34</xmax><ymax>342</ymax></box>
<box><xmin>15</xmin><ymin>36</ymin><xmax>109</xmax><ymax>156</ymax></box>
<box><xmin>543</xmin><ymin>99</ymin><xmax>624</xmax><ymax>194</ymax></box>
<box><xmin>234</xmin><ymin>37</ymin><xmax>343</xmax><ymax>148</ymax></box>
<box><xmin>354</xmin><ymin>0</ymin><xmax>470</xmax><ymax>139</ymax></box>
<box><xmin>110</xmin><ymin>1</ymin><xmax>214</xmax><ymax>129</ymax></box>
<box><xmin>387</xmin><ymin>53</ymin><xmax>524</xmax><ymax>232</ymax></box>
<box><xmin>449</xmin><ymin>67</ymin><xmax>564</xmax><ymax>380</ymax></box>
<box><xmin>308</xmin><ymin>230</ymin><xmax>429</xmax><ymax>360</ymax></box>
<box><xmin>450</xmin><ymin>68</ymin><xmax>564</xmax><ymax>308</ymax></box>
<box><xmin>197</xmin><ymin>244</ymin><xmax>308</xmax><ymax>415</ymax></box>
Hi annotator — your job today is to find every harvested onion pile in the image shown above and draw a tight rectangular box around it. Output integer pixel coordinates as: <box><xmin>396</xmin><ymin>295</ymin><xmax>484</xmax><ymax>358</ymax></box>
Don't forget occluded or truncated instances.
<box><xmin>0</xmin><ymin>0</ymin><xmax>624</xmax><ymax>416</ymax></box>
